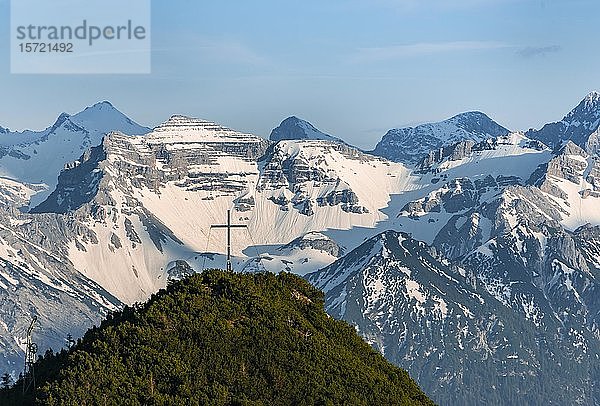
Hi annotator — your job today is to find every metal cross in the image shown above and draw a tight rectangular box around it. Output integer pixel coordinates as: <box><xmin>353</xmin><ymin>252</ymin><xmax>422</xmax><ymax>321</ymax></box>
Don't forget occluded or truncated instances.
<box><xmin>210</xmin><ymin>209</ymin><xmax>247</xmax><ymax>272</ymax></box>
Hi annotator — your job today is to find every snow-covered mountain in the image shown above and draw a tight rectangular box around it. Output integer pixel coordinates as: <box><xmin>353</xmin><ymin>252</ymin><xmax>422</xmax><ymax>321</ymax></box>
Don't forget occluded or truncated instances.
<box><xmin>270</xmin><ymin>116</ymin><xmax>345</xmax><ymax>144</ymax></box>
<box><xmin>0</xmin><ymin>208</ymin><xmax>121</xmax><ymax>377</ymax></box>
<box><xmin>2</xmin><ymin>95</ymin><xmax>600</xmax><ymax>405</ymax></box>
<box><xmin>306</xmin><ymin>230</ymin><xmax>599</xmax><ymax>405</ymax></box>
<box><xmin>0</xmin><ymin>112</ymin><xmax>421</xmax><ymax>376</ymax></box>
<box><xmin>305</xmin><ymin>95</ymin><xmax>600</xmax><ymax>404</ymax></box>
<box><xmin>17</xmin><ymin>114</ymin><xmax>415</xmax><ymax>305</ymax></box>
<box><xmin>372</xmin><ymin>111</ymin><xmax>510</xmax><ymax>164</ymax></box>
<box><xmin>527</xmin><ymin>91</ymin><xmax>600</xmax><ymax>153</ymax></box>
<box><xmin>0</xmin><ymin>101</ymin><xmax>149</xmax><ymax>208</ymax></box>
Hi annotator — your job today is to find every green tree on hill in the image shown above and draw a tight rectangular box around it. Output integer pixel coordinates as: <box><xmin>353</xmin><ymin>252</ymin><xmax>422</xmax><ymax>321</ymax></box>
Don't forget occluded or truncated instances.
<box><xmin>2</xmin><ymin>270</ymin><xmax>434</xmax><ymax>406</ymax></box>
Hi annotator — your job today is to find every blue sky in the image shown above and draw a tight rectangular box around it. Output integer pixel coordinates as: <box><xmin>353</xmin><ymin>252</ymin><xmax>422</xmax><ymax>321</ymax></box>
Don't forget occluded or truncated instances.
<box><xmin>0</xmin><ymin>0</ymin><xmax>599</xmax><ymax>148</ymax></box>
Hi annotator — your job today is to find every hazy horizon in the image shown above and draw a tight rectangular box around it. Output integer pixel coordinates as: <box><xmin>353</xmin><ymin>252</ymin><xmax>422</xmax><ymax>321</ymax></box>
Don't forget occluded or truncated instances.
<box><xmin>0</xmin><ymin>92</ymin><xmax>597</xmax><ymax>151</ymax></box>
<box><xmin>1</xmin><ymin>0</ymin><xmax>599</xmax><ymax>149</ymax></box>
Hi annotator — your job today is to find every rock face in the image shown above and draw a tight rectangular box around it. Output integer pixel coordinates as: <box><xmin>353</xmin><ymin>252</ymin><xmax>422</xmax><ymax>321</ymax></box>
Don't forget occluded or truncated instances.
<box><xmin>0</xmin><ymin>209</ymin><xmax>121</xmax><ymax>378</ymax></box>
<box><xmin>419</xmin><ymin>136</ymin><xmax>546</xmax><ymax>171</ymax></box>
<box><xmin>307</xmin><ymin>230</ymin><xmax>600</xmax><ymax>406</ymax></box>
<box><xmin>257</xmin><ymin>140</ymin><xmax>398</xmax><ymax>219</ymax></box>
<box><xmin>30</xmin><ymin>145</ymin><xmax>107</xmax><ymax>214</ymax></box>
<box><xmin>527</xmin><ymin>91</ymin><xmax>600</xmax><ymax>153</ymax></box>
<box><xmin>279</xmin><ymin>231</ymin><xmax>343</xmax><ymax>258</ymax></box>
<box><xmin>0</xmin><ymin>101</ymin><xmax>149</xmax><ymax>207</ymax></box>
<box><xmin>401</xmin><ymin>175</ymin><xmax>520</xmax><ymax>220</ymax></box>
<box><xmin>106</xmin><ymin>116</ymin><xmax>270</xmax><ymax>194</ymax></box>
<box><xmin>372</xmin><ymin>111</ymin><xmax>510</xmax><ymax>164</ymax></box>
<box><xmin>527</xmin><ymin>141</ymin><xmax>593</xmax><ymax>199</ymax></box>
<box><xmin>387</xmin><ymin>134</ymin><xmax>600</xmax><ymax>404</ymax></box>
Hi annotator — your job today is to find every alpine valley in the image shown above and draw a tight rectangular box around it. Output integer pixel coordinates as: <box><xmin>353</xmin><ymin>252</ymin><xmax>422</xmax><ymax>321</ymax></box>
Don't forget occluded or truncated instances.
<box><xmin>1</xmin><ymin>93</ymin><xmax>599</xmax><ymax>405</ymax></box>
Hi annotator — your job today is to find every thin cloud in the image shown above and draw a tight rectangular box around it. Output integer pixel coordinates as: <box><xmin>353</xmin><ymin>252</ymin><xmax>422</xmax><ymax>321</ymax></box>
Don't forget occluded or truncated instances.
<box><xmin>195</xmin><ymin>40</ymin><xmax>268</xmax><ymax>66</ymax></box>
<box><xmin>352</xmin><ymin>41</ymin><xmax>508</xmax><ymax>63</ymax></box>
<box><xmin>153</xmin><ymin>38</ymin><xmax>269</xmax><ymax>67</ymax></box>
<box><xmin>516</xmin><ymin>45</ymin><xmax>561</xmax><ymax>58</ymax></box>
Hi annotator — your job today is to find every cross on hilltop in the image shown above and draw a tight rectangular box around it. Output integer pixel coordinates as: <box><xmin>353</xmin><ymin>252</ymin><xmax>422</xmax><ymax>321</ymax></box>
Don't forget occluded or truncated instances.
<box><xmin>210</xmin><ymin>209</ymin><xmax>248</xmax><ymax>272</ymax></box>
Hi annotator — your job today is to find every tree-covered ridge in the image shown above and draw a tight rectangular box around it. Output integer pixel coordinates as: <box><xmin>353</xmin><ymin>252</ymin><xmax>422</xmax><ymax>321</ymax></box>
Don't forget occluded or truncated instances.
<box><xmin>2</xmin><ymin>271</ymin><xmax>434</xmax><ymax>405</ymax></box>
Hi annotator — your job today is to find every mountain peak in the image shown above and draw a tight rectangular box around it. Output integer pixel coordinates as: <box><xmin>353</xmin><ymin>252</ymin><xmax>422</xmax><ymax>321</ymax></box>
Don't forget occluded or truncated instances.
<box><xmin>584</xmin><ymin>90</ymin><xmax>600</xmax><ymax>102</ymax></box>
<box><xmin>450</xmin><ymin>110</ymin><xmax>488</xmax><ymax>119</ymax></box>
<box><xmin>46</xmin><ymin>112</ymin><xmax>77</xmax><ymax>134</ymax></box>
<box><xmin>371</xmin><ymin>111</ymin><xmax>509</xmax><ymax>164</ymax></box>
<box><xmin>54</xmin><ymin>112</ymin><xmax>71</xmax><ymax>125</ymax></box>
<box><xmin>284</xmin><ymin>115</ymin><xmax>303</xmax><ymax>123</ymax></box>
<box><xmin>149</xmin><ymin>115</ymin><xmax>264</xmax><ymax>144</ymax></box>
<box><xmin>579</xmin><ymin>90</ymin><xmax>600</xmax><ymax>111</ymax></box>
<box><xmin>81</xmin><ymin>100</ymin><xmax>117</xmax><ymax>114</ymax></box>
<box><xmin>565</xmin><ymin>91</ymin><xmax>600</xmax><ymax>119</ymax></box>
<box><xmin>562</xmin><ymin>91</ymin><xmax>600</xmax><ymax>123</ymax></box>
<box><xmin>270</xmin><ymin>116</ymin><xmax>342</xmax><ymax>143</ymax></box>
<box><xmin>447</xmin><ymin>111</ymin><xmax>507</xmax><ymax>130</ymax></box>
<box><xmin>526</xmin><ymin>92</ymin><xmax>600</xmax><ymax>151</ymax></box>
<box><xmin>70</xmin><ymin>101</ymin><xmax>149</xmax><ymax>136</ymax></box>
<box><xmin>154</xmin><ymin>115</ymin><xmax>232</xmax><ymax>133</ymax></box>
<box><xmin>161</xmin><ymin>114</ymin><xmax>211</xmax><ymax>126</ymax></box>
<box><xmin>56</xmin><ymin>112</ymin><xmax>71</xmax><ymax>121</ymax></box>
<box><xmin>94</xmin><ymin>100</ymin><xmax>114</xmax><ymax>108</ymax></box>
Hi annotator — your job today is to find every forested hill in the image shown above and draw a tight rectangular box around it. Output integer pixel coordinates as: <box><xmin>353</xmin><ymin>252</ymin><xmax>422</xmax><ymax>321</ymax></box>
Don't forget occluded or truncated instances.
<box><xmin>1</xmin><ymin>270</ymin><xmax>434</xmax><ymax>405</ymax></box>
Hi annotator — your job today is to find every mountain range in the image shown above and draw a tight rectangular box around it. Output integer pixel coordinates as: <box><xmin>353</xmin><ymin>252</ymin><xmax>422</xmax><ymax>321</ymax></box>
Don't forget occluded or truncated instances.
<box><xmin>1</xmin><ymin>92</ymin><xmax>599</xmax><ymax>405</ymax></box>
